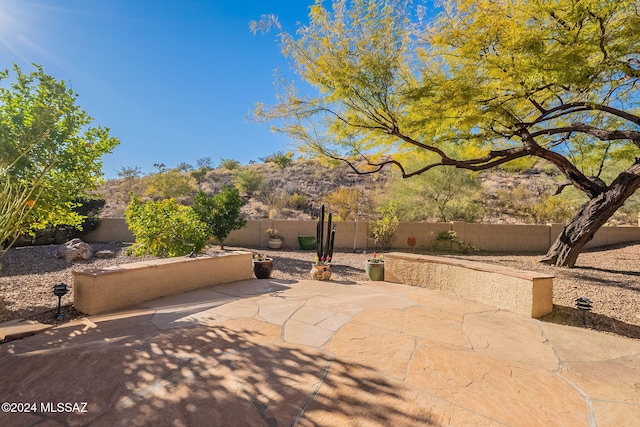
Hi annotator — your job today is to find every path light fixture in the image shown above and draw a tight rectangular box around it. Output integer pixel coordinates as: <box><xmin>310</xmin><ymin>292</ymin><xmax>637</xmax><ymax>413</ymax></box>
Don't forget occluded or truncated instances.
<box><xmin>53</xmin><ymin>282</ymin><xmax>69</xmax><ymax>320</ymax></box>
<box><xmin>575</xmin><ymin>297</ymin><xmax>593</xmax><ymax>326</ymax></box>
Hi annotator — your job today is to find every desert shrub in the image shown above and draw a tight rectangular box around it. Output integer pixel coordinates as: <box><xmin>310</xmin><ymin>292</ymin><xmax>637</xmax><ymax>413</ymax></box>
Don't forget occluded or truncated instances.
<box><xmin>530</xmin><ymin>196</ymin><xmax>580</xmax><ymax>223</ymax></box>
<box><xmin>124</xmin><ymin>195</ymin><xmax>208</xmax><ymax>257</ymax></box>
<box><xmin>386</xmin><ymin>165</ymin><xmax>483</xmax><ymax>222</ymax></box>
<box><xmin>233</xmin><ymin>168</ymin><xmax>266</xmax><ymax>195</ymax></box>
<box><xmin>370</xmin><ymin>201</ymin><xmax>399</xmax><ymax>250</ymax></box>
<box><xmin>144</xmin><ymin>170</ymin><xmax>195</xmax><ymax>200</ymax></box>
<box><xmin>322</xmin><ymin>187</ymin><xmax>362</xmax><ymax>221</ymax></box>
<box><xmin>220</xmin><ymin>158</ymin><xmax>241</xmax><ymax>170</ymax></box>
<box><xmin>494</xmin><ymin>185</ymin><xmax>582</xmax><ymax>223</ymax></box>
<box><xmin>192</xmin><ymin>187</ymin><xmax>247</xmax><ymax>249</ymax></box>
<box><xmin>288</xmin><ymin>192</ymin><xmax>309</xmax><ymax>210</ymax></box>
<box><xmin>190</xmin><ymin>168</ymin><xmax>207</xmax><ymax>185</ymax></box>
<box><xmin>262</xmin><ymin>151</ymin><xmax>294</xmax><ymax>169</ymax></box>
<box><xmin>261</xmin><ymin>185</ymin><xmax>288</xmax><ymax>219</ymax></box>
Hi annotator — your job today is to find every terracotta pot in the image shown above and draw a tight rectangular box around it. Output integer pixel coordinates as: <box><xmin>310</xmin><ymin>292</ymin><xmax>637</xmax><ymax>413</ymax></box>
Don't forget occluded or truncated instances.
<box><xmin>310</xmin><ymin>264</ymin><xmax>331</xmax><ymax>281</ymax></box>
<box><xmin>252</xmin><ymin>259</ymin><xmax>273</xmax><ymax>279</ymax></box>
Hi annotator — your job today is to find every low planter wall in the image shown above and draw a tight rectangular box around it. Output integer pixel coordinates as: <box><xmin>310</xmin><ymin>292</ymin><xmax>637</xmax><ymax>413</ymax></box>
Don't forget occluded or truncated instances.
<box><xmin>73</xmin><ymin>251</ymin><xmax>253</xmax><ymax>315</ymax></box>
<box><xmin>384</xmin><ymin>252</ymin><xmax>553</xmax><ymax>318</ymax></box>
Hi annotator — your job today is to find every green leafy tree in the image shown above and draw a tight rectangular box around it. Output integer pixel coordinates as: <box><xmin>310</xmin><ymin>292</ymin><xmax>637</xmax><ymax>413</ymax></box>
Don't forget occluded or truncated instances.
<box><xmin>192</xmin><ymin>187</ymin><xmax>247</xmax><ymax>249</ymax></box>
<box><xmin>124</xmin><ymin>195</ymin><xmax>208</xmax><ymax>257</ymax></box>
<box><xmin>197</xmin><ymin>157</ymin><xmax>213</xmax><ymax>170</ymax></box>
<box><xmin>0</xmin><ymin>64</ymin><xmax>118</xmax><ymax>233</ymax></box>
<box><xmin>387</xmin><ymin>165</ymin><xmax>483</xmax><ymax>222</ymax></box>
<box><xmin>255</xmin><ymin>0</ymin><xmax>640</xmax><ymax>267</ymax></box>
<box><xmin>176</xmin><ymin>162</ymin><xmax>193</xmax><ymax>172</ymax></box>
<box><xmin>117</xmin><ymin>166</ymin><xmax>142</xmax><ymax>180</ymax></box>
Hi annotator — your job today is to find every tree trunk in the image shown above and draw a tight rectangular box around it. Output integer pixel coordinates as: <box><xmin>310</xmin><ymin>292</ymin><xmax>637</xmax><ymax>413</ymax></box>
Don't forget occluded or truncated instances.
<box><xmin>541</xmin><ymin>162</ymin><xmax>640</xmax><ymax>267</ymax></box>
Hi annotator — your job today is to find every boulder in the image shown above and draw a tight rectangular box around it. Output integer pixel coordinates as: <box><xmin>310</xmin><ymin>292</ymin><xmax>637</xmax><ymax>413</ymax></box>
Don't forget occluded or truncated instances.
<box><xmin>58</xmin><ymin>238</ymin><xmax>93</xmax><ymax>262</ymax></box>
<box><xmin>95</xmin><ymin>250</ymin><xmax>115</xmax><ymax>259</ymax></box>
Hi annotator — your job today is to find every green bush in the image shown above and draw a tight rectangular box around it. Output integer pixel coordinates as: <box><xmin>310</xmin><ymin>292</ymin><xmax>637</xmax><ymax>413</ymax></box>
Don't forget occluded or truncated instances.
<box><xmin>220</xmin><ymin>158</ymin><xmax>241</xmax><ymax>170</ymax></box>
<box><xmin>370</xmin><ymin>201</ymin><xmax>399</xmax><ymax>250</ymax></box>
<box><xmin>192</xmin><ymin>187</ymin><xmax>247</xmax><ymax>249</ymax></box>
<box><xmin>288</xmin><ymin>192</ymin><xmax>309</xmax><ymax>210</ymax></box>
<box><xmin>124</xmin><ymin>195</ymin><xmax>208</xmax><ymax>257</ymax></box>
<box><xmin>262</xmin><ymin>151</ymin><xmax>294</xmax><ymax>169</ymax></box>
<box><xmin>143</xmin><ymin>170</ymin><xmax>195</xmax><ymax>200</ymax></box>
<box><xmin>233</xmin><ymin>168</ymin><xmax>266</xmax><ymax>195</ymax></box>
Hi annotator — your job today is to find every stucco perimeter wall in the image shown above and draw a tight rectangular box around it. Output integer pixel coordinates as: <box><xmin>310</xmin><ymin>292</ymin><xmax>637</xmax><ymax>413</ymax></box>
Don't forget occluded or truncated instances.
<box><xmin>82</xmin><ymin>218</ymin><xmax>135</xmax><ymax>242</ymax></box>
<box><xmin>83</xmin><ymin>218</ymin><xmax>640</xmax><ymax>252</ymax></box>
<box><xmin>383</xmin><ymin>252</ymin><xmax>554</xmax><ymax>318</ymax></box>
<box><xmin>73</xmin><ymin>251</ymin><xmax>253</xmax><ymax>315</ymax></box>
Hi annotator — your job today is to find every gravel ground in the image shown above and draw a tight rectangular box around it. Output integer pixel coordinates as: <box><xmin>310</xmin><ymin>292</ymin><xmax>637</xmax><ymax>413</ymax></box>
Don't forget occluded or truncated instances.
<box><xmin>1</xmin><ymin>242</ymin><xmax>639</xmax><ymax>340</ymax></box>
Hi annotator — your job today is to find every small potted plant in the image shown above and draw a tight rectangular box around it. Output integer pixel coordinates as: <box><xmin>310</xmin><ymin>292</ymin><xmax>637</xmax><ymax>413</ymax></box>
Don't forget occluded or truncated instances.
<box><xmin>365</xmin><ymin>252</ymin><xmax>384</xmax><ymax>281</ymax></box>
<box><xmin>252</xmin><ymin>254</ymin><xmax>273</xmax><ymax>279</ymax></box>
<box><xmin>266</xmin><ymin>228</ymin><xmax>283</xmax><ymax>249</ymax></box>
<box><xmin>311</xmin><ymin>255</ymin><xmax>332</xmax><ymax>280</ymax></box>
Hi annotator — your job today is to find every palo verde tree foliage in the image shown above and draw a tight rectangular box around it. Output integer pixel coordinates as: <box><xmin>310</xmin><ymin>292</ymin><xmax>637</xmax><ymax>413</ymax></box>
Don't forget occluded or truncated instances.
<box><xmin>253</xmin><ymin>0</ymin><xmax>640</xmax><ymax>267</ymax></box>
<box><xmin>0</xmin><ymin>64</ymin><xmax>119</xmax><ymax>238</ymax></box>
<box><xmin>0</xmin><ymin>158</ymin><xmax>42</xmax><ymax>264</ymax></box>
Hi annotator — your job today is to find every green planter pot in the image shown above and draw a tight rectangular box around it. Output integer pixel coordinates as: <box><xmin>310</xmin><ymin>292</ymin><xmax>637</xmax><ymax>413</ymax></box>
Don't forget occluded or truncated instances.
<box><xmin>298</xmin><ymin>235</ymin><xmax>317</xmax><ymax>250</ymax></box>
<box><xmin>365</xmin><ymin>261</ymin><xmax>385</xmax><ymax>281</ymax></box>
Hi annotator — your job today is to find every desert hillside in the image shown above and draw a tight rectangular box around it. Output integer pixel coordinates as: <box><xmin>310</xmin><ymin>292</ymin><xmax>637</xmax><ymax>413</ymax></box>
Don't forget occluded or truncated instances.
<box><xmin>96</xmin><ymin>158</ymin><xmax>639</xmax><ymax>225</ymax></box>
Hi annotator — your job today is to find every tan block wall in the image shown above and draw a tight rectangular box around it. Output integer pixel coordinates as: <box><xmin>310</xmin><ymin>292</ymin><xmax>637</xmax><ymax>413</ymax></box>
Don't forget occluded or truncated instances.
<box><xmin>394</xmin><ymin>222</ymin><xmax>452</xmax><ymax>251</ymax></box>
<box><xmin>458</xmin><ymin>223</ymin><xmax>552</xmax><ymax>252</ymax></box>
<box><xmin>384</xmin><ymin>252</ymin><xmax>553</xmax><ymax>318</ymax></box>
<box><xmin>223</xmin><ymin>220</ymin><xmax>262</xmax><ymax>247</ymax></box>
<box><xmin>83</xmin><ymin>218</ymin><xmax>640</xmax><ymax>252</ymax></box>
<box><xmin>73</xmin><ymin>251</ymin><xmax>253</xmax><ymax>315</ymax></box>
<box><xmin>82</xmin><ymin>218</ymin><xmax>135</xmax><ymax>242</ymax></box>
<box><xmin>585</xmin><ymin>226</ymin><xmax>640</xmax><ymax>248</ymax></box>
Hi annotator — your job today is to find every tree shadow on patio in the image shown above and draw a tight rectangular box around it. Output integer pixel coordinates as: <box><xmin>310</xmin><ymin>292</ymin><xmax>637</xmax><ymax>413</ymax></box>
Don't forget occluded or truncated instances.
<box><xmin>0</xmin><ymin>315</ymin><xmax>440</xmax><ymax>426</ymax></box>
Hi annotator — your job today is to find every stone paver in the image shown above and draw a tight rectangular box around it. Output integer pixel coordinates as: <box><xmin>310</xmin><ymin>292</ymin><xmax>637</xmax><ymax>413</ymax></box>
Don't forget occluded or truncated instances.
<box><xmin>0</xmin><ymin>319</ymin><xmax>52</xmax><ymax>341</ymax></box>
<box><xmin>1</xmin><ymin>279</ymin><xmax>639</xmax><ymax>426</ymax></box>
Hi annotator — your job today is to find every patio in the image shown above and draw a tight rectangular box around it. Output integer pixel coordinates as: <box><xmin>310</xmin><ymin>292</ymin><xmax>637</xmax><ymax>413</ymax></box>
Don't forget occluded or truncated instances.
<box><xmin>1</xmin><ymin>278</ymin><xmax>639</xmax><ymax>426</ymax></box>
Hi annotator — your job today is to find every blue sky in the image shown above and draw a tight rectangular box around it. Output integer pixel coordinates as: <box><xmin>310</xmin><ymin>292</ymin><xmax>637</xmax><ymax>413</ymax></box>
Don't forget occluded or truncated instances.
<box><xmin>0</xmin><ymin>0</ymin><xmax>314</xmax><ymax>178</ymax></box>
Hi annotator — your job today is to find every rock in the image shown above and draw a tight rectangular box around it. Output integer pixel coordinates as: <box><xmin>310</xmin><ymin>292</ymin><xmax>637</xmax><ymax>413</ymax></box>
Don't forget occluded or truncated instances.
<box><xmin>94</xmin><ymin>250</ymin><xmax>115</xmax><ymax>259</ymax></box>
<box><xmin>58</xmin><ymin>238</ymin><xmax>93</xmax><ymax>262</ymax></box>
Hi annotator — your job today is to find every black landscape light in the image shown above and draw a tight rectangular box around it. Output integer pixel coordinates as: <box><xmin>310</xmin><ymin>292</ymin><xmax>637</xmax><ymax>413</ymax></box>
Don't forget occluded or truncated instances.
<box><xmin>53</xmin><ymin>282</ymin><xmax>69</xmax><ymax>320</ymax></box>
<box><xmin>575</xmin><ymin>297</ymin><xmax>593</xmax><ymax>326</ymax></box>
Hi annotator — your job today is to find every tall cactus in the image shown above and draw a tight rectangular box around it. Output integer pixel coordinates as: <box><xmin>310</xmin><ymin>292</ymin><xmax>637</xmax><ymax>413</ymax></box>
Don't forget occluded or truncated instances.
<box><xmin>316</xmin><ymin>204</ymin><xmax>335</xmax><ymax>262</ymax></box>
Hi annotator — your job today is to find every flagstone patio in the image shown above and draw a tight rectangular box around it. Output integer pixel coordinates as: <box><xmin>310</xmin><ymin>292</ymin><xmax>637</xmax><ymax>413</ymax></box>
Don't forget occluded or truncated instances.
<box><xmin>1</xmin><ymin>278</ymin><xmax>639</xmax><ymax>426</ymax></box>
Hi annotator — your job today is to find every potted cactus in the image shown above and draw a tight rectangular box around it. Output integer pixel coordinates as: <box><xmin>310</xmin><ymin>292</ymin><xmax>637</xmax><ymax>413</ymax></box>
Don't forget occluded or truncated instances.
<box><xmin>310</xmin><ymin>204</ymin><xmax>335</xmax><ymax>281</ymax></box>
